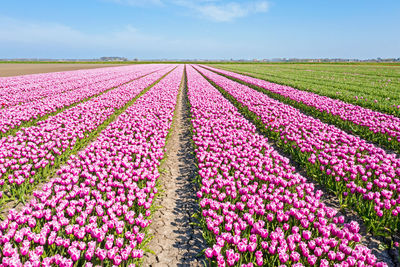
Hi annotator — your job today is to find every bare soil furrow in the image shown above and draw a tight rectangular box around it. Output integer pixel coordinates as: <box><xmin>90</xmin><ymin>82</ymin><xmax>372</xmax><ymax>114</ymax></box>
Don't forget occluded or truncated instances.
<box><xmin>143</xmin><ymin>73</ymin><xmax>206</xmax><ymax>267</ymax></box>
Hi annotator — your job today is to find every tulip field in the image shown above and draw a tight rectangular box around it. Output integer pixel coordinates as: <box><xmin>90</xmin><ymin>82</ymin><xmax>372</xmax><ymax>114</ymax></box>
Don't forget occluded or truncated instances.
<box><xmin>0</xmin><ymin>63</ymin><xmax>399</xmax><ymax>266</ymax></box>
<box><xmin>210</xmin><ymin>63</ymin><xmax>400</xmax><ymax>117</ymax></box>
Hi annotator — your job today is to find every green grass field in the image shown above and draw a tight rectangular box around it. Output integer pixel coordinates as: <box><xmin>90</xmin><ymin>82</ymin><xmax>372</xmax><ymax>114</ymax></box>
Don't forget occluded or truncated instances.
<box><xmin>209</xmin><ymin>63</ymin><xmax>400</xmax><ymax>116</ymax></box>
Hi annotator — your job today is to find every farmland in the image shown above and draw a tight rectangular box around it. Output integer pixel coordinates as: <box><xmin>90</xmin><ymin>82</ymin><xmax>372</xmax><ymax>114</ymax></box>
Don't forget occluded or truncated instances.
<box><xmin>0</xmin><ymin>63</ymin><xmax>399</xmax><ymax>266</ymax></box>
<box><xmin>210</xmin><ymin>63</ymin><xmax>400</xmax><ymax>117</ymax></box>
<box><xmin>0</xmin><ymin>64</ymin><xmax>128</xmax><ymax>77</ymax></box>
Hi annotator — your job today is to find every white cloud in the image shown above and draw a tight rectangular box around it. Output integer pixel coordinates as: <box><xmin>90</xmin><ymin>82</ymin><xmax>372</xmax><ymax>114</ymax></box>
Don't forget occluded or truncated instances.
<box><xmin>0</xmin><ymin>17</ymin><xmax>155</xmax><ymax>48</ymax></box>
<box><xmin>193</xmin><ymin>1</ymin><xmax>269</xmax><ymax>22</ymax></box>
<box><xmin>106</xmin><ymin>0</ymin><xmax>269</xmax><ymax>22</ymax></box>
<box><xmin>105</xmin><ymin>0</ymin><xmax>164</xmax><ymax>7</ymax></box>
<box><xmin>0</xmin><ymin>16</ymin><xmax>162</xmax><ymax>58</ymax></box>
<box><xmin>0</xmin><ymin>16</ymin><xmax>244</xmax><ymax>58</ymax></box>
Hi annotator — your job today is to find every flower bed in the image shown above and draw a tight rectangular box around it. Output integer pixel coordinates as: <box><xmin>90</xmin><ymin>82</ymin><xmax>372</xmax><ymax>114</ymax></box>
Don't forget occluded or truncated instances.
<box><xmin>0</xmin><ymin>66</ymin><xmax>175</xmax><ymax>206</ymax></box>
<box><xmin>201</xmin><ymin>65</ymin><xmax>400</xmax><ymax>153</ymax></box>
<box><xmin>0</xmin><ymin>65</ymin><xmax>184</xmax><ymax>266</ymax></box>
<box><xmin>194</xmin><ymin>65</ymin><xmax>400</xmax><ymax>236</ymax></box>
<box><xmin>0</xmin><ymin>65</ymin><xmax>169</xmax><ymax>136</ymax></box>
<box><xmin>186</xmin><ymin>65</ymin><xmax>386</xmax><ymax>266</ymax></box>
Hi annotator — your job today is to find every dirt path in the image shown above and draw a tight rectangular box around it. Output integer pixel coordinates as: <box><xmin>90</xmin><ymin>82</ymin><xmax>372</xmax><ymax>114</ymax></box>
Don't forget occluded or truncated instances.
<box><xmin>143</xmin><ymin>77</ymin><xmax>206</xmax><ymax>266</ymax></box>
<box><xmin>0</xmin><ymin>63</ymin><xmax>127</xmax><ymax>77</ymax></box>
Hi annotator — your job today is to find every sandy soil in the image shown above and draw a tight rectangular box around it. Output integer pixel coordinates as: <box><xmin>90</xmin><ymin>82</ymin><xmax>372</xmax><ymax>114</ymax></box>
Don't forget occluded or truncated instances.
<box><xmin>0</xmin><ymin>63</ymin><xmax>128</xmax><ymax>77</ymax></box>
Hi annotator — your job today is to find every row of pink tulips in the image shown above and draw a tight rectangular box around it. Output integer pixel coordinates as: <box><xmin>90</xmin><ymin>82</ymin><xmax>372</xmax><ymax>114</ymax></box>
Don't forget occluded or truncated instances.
<box><xmin>201</xmin><ymin>65</ymin><xmax>400</xmax><ymax>152</ymax></box>
<box><xmin>0</xmin><ymin>68</ymin><xmax>103</xmax><ymax>93</ymax></box>
<box><xmin>0</xmin><ymin>65</ymin><xmax>154</xmax><ymax>106</ymax></box>
<box><xmin>0</xmin><ymin>65</ymin><xmax>175</xmax><ymax>205</ymax></box>
<box><xmin>0</xmin><ymin>68</ymin><xmax>114</xmax><ymax>106</ymax></box>
<box><xmin>0</xmin><ymin>65</ymin><xmax>169</xmax><ymax>136</ymax></box>
<box><xmin>194</xmin><ymin>65</ymin><xmax>400</xmax><ymax>236</ymax></box>
<box><xmin>0</xmin><ymin>65</ymin><xmax>184</xmax><ymax>266</ymax></box>
<box><xmin>0</xmin><ymin>67</ymin><xmax>119</xmax><ymax>87</ymax></box>
<box><xmin>186</xmin><ymin>65</ymin><xmax>386</xmax><ymax>266</ymax></box>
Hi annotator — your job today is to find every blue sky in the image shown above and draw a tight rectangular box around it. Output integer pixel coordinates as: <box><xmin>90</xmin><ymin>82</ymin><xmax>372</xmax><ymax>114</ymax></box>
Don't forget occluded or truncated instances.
<box><xmin>0</xmin><ymin>0</ymin><xmax>399</xmax><ymax>60</ymax></box>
